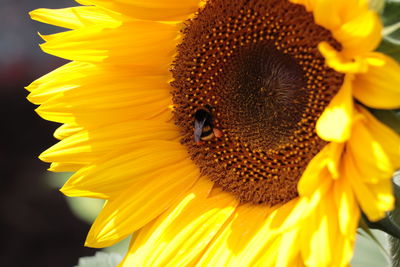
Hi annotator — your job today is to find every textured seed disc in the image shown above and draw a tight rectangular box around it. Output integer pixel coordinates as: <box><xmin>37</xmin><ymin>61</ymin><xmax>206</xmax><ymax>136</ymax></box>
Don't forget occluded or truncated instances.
<box><xmin>171</xmin><ymin>0</ymin><xmax>344</xmax><ymax>205</ymax></box>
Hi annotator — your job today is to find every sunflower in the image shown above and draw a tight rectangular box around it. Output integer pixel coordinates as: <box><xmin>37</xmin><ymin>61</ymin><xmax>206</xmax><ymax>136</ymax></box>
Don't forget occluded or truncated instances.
<box><xmin>28</xmin><ymin>0</ymin><xmax>400</xmax><ymax>266</ymax></box>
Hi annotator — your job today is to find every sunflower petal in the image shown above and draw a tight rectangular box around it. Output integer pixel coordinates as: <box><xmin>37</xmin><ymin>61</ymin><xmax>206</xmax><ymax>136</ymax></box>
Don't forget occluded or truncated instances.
<box><xmin>85</xmin><ymin>163</ymin><xmax>200</xmax><ymax>247</ymax></box>
<box><xmin>345</xmin><ymin>152</ymin><xmax>394</xmax><ymax>221</ymax></box>
<box><xmin>29</xmin><ymin>7</ymin><xmax>119</xmax><ymax>30</ymax></box>
<box><xmin>40</xmin><ymin>120</ymin><xmax>178</xmax><ymax>164</ymax></box>
<box><xmin>35</xmin><ymin>96</ymin><xmax>171</xmax><ymax>126</ymax></box>
<box><xmin>316</xmin><ymin>74</ymin><xmax>353</xmax><ymax>142</ymax></box>
<box><xmin>120</xmin><ymin>178</ymin><xmax>237</xmax><ymax>267</ymax></box>
<box><xmin>312</xmin><ymin>0</ymin><xmax>344</xmax><ymax>30</ymax></box>
<box><xmin>48</xmin><ymin>162</ymin><xmax>84</xmax><ymax>172</ymax></box>
<box><xmin>196</xmin><ymin>204</ymin><xmax>270</xmax><ymax>266</ymax></box>
<box><xmin>353</xmin><ymin>53</ymin><xmax>400</xmax><ymax>109</ymax></box>
<box><xmin>359</xmin><ymin>108</ymin><xmax>400</xmax><ymax>168</ymax></box>
<box><xmin>298</xmin><ymin>142</ymin><xmax>344</xmax><ymax>196</ymax></box>
<box><xmin>334</xmin><ymin>177</ymin><xmax>359</xmax><ymax>236</ymax></box>
<box><xmin>334</xmin><ymin>11</ymin><xmax>382</xmax><ymax>57</ymax></box>
<box><xmin>318</xmin><ymin>42</ymin><xmax>368</xmax><ymax>73</ymax></box>
<box><xmin>348</xmin><ymin>114</ymin><xmax>394</xmax><ymax>183</ymax></box>
<box><xmin>60</xmin><ymin>141</ymin><xmax>190</xmax><ymax>198</ymax></box>
<box><xmin>26</xmin><ymin>61</ymin><xmax>96</xmax><ymax>104</ymax></box>
<box><xmin>312</xmin><ymin>0</ymin><xmax>370</xmax><ymax>33</ymax></box>
<box><xmin>54</xmin><ymin>124</ymin><xmax>84</xmax><ymax>140</ymax></box>
<box><xmin>252</xmin><ymin>229</ymin><xmax>299</xmax><ymax>267</ymax></box>
<box><xmin>303</xmin><ymin>200</ymin><xmax>335</xmax><ymax>266</ymax></box>
<box><xmin>332</xmin><ymin>235</ymin><xmax>355</xmax><ymax>267</ymax></box>
<box><xmin>38</xmin><ymin>20</ymin><xmax>180</xmax><ymax>66</ymax></box>
<box><xmin>76</xmin><ymin>0</ymin><xmax>202</xmax><ymax>21</ymax></box>
<box><xmin>274</xmin><ymin>228</ymin><xmax>301</xmax><ymax>267</ymax></box>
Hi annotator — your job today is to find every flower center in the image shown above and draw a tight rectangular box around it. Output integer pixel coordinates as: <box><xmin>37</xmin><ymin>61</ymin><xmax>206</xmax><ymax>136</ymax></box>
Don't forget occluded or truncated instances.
<box><xmin>171</xmin><ymin>0</ymin><xmax>344</xmax><ymax>205</ymax></box>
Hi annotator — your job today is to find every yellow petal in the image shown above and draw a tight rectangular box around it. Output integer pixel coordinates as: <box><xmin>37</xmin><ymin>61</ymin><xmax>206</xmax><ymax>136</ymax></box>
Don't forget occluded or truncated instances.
<box><xmin>115</xmin><ymin>0</ymin><xmax>201</xmax><ymax>8</ymax></box>
<box><xmin>316</xmin><ymin>74</ymin><xmax>353</xmax><ymax>142</ymax></box>
<box><xmin>290</xmin><ymin>255</ymin><xmax>307</xmax><ymax>267</ymax></box>
<box><xmin>37</xmin><ymin>25</ymin><xmax>111</xmax><ymax>62</ymax></box>
<box><xmin>334</xmin><ymin>11</ymin><xmax>382</xmax><ymax>57</ymax></box>
<box><xmin>85</xmin><ymin>163</ymin><xmax>200</xmax><ymax>247</ymax></box>
<box><xmin>60</xmin><ymin>141</ymin><xmax>190</xmax><ymax>198</ymax></box>
<box><xmin>48</xmin><ymin>162</ymin><xmax>84</xmax><ymax>172</ymax></box>
<box><xmin>252</xmin><ymin>238</ymin><xmax>280</xmax><ymax>266</ymax></box>
<box><xmin>318</xmin><ymin>42</ymin><xmax>368</xmax><ymax>73</ymax></box>
<box><xmin>53</xmin><ymin>124</ymin><xmax>84</xmax><ymax>140</ymax></box>
<box><xmin>298</xmin><ymin>203</ymin><xmax>317</xmax><ymax>265</ymax></box>
<box><xmin>208</xmin><ymin>206</ymin><xmax>281</xmax><ymax>267</ymax></box>
<box><xmin>345</xmin><ymin>151</ymin><xmax>394</xmax><ymax>221</ymax></box>
<box><xmin>76</xmin><ymin>0</ymin><xmax>202</xmax><ymax>21</ymax></box>
<box><xmin>27</xmin><ymin>62</ymin><xmax>171</xmax><ymax>107</ymax></box>
<box><xmin>274</xmin><ymin>228</ymin><xmax>301</xmax><ymax>267</ymax></box>
<box><xmin>298</xmin><ymin>155</ymin><xmax>329</xmax><ymax>197</ymax></box>
<box><xmin>369</xmin><ymin>179</ymin><xmax>395</xmax><ymax>214</ymax></box>
<box><xmin>312</xmin><ymin>0</ymin><xmax>345</xmax><ymax>30</ymax></box>
<box><xmin>359</xmin><ymin>107</ymin><xmax>400</xmax><ymax>168</ymax></box>
<box><xmin>298</xmin><ymin>142</ymin><xmax>344</xmax><ymax>196</ymax></box>
<box><xmin>35</xmin><ymin>96</ymin><xmax>171</xmax><ymax>126</ymax></box>
<box><xmin>326</xmin><ymin>142</ymin><xmax>345</xmax><ymax>179</ymax></box>
<box><xmin>332</xmin><ymin>235</ymin><xmax>355</xmax><ymax>267</ymax></box>
<box><xmin>333</xmin><ymin>177</ymin><xmax>359</xmax><ymax>236</ymax></box>
<box><xmin>253</xmin><ymin>228</ymin><xmax>300</xmax><ymax>267</ymax></box>
<box><xmin>40</xmin><ymin>39</ymin><xmax>108</xmax><ymax>63</ymax></box>
<box><xmin>353</xmin><ymin>53</ymin><xmax>400</xmax><ymax>109</ymax></box>
<box><xmin>312</xmin><ymin>0</ymin><xmax>370</xmax><ymax>31</ymax></box>
<box><xmin>121</xmin><ymin>178</ymin><xmax>237</xmax><ymax>267</ymax></box>
<box><xmin>196</xmin><ymin>204</ymin><xmax>270</xmax><ymax>266</ymax></box>
<box><xmin>304</xmin><ymin>198</ymin><xmax>335</xmax><ymax>266</ymax></box>
<box><xmin>40</xmin><ymin>120</ymin><xmax>178</xmax><ymax>164</ymax></box>
<box><xmin>299</xmin><ymin>188</ymin><xmax>355</xmax><ymax>267</ymax></box>
<box><xmin>269</xmin><ymin>199</ymin><xmax>305</xmax><ymax>232</ymax></box>
<box><xmin>29</xmin><ymin>7</ymin><xmax>120</xmax><ymax>30</ymax></box>
<box><xmin>26</xmin><ymin>61</ymin><xmax>96</xmax><ymax>104</ymax></box>
<box><xmin>38</xmin><ymin>20</ymin><xmax>180</xmax><ymax>66</ymax></box>
<box><xmin>40</xmin><ymin>83</ymin><xmax>170</xmax><ymax>112</ymax></box>
<box><xmin>348</xmin><ymin>114</ymin><xmax>394</xmax><ymax>183</ymax></box>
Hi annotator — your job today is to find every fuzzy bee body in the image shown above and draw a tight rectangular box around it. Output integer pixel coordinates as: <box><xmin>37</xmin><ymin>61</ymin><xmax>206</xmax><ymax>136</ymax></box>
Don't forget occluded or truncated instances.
<box><xmin>194</xmin><ymin>107</ymin><xmax>222</xmax><ymax>144</ymax></box>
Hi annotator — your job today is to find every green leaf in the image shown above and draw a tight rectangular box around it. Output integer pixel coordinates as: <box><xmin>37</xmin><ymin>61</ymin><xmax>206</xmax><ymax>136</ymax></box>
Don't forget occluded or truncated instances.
<box><xmin>389</xmin><ymin>172</ymin><xmax>400</xmax><ymax>266</ymax></box>
<box><xmin>66</xmin><ymin>197</ymin><xmax>105</xmax><ymax>224</ymax></box>
<box><xmin>393</xmin><ymin>175</ymin><xmax>400</xmax><ymax>209</ymax></box>
<box><xmin>363</xmin><ymin>212</ymin><xmax>400</xmax><ymax>239</ymax></box>
<box><xmin>383</xmin><ymin>21</ymin><xmax>400</xmax><ymax>39</ymax></box>
<box><xmin>377</xmin><ymin>39</ymin><xmax>400</xmax><ymax>62</ymax></box>
<box><xmin>369</xmin><ymin>0</ymin><xmax>386</xmax><ymax>13</ymax></box>
<box><xmin>381</xmin><ymin>0</ymin><xmax>400</xmax><ymax>27</ymax></box>
<box><xmin>352</xmin><ymin>226</ymin><xmax>390</xmax><ymax>266</ymax></box>
<box><xmin>369</xmin><ymin>109</ymin><xmax>400</xmax><ymax>134</ymax></box>
<box><xmin>377</xmin><ymin>0</ymin><xmax>400</xmax><ymax>61</ymax></box>
<box><xmin>75</xmin><ymin>252</ymin><xmax>122</xmax><ymax>267</ymax></box>
<box><xmin>360</xmin><ymin>216</ymin><xmax>392</xmax><ymax>255</ymax></box>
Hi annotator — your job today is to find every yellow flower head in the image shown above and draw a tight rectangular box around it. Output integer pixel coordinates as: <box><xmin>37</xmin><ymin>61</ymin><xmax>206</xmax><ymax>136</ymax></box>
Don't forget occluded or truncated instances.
<box><xmin>28</xmin><ymin>0</ymin><xmax>400</xmax><ymax>266</ymax></box>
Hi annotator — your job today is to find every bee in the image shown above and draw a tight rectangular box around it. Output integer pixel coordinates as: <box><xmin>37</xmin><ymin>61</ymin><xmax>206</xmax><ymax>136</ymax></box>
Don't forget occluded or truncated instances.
<box><xmin>194</xmin><ymin>106</ymin><xmax>223</xmax><ymax>145</ymax></box>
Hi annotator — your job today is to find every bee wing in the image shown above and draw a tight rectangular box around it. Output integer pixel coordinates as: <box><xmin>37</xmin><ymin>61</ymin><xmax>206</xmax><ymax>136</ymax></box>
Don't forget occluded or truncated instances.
<box><xmin>194</xmin><ymin>117</ymin><xmax>206</xmax><ymax>142</ymax></box>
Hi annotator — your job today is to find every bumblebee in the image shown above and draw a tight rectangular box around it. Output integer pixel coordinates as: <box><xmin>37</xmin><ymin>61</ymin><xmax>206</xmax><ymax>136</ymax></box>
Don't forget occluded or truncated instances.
<box><xmin>194</xmin><ymin>106</ymin><xmax>222</xmax><ymax>145</ymax></box>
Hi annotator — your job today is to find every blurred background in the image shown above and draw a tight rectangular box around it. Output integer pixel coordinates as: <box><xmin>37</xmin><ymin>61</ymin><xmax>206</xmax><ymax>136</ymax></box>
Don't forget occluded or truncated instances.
<box><xmin>1</xmin><ymin>1</ymin><xmax>97</xmax><ymax>266</ymax></box>
<box><xmin>0</xmin><ymin>0</ymin><xmax>394</xmax><ymax>267</ymax></box>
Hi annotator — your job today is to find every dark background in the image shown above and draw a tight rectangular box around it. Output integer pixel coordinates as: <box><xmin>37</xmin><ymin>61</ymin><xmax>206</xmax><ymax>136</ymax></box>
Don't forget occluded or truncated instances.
<box><xmin>1</xmin><ymin>1</ymin><xmax>97</xmax><ymax>266</ymax></box>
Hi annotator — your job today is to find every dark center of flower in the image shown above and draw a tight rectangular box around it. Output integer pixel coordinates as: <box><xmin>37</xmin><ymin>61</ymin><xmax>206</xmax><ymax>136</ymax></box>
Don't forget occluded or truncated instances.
<box><xmin>220</xmin><ymin>43</ymin><xmax>307</xmax><ymax>151</ymax></box>
<box><xmin>171</xmin><ymin>0</ymin><xmax>344</xmax><ymax>205</ymax></box>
